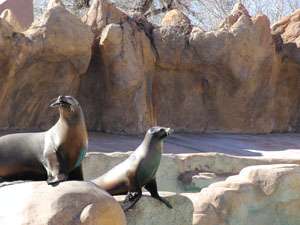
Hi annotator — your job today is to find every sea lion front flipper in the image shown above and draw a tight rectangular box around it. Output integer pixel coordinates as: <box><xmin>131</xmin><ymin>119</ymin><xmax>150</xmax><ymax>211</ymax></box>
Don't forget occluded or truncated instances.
<box><xmin>122</xmin><ymin>176</ymin><xmax>142</xmax><ymax>211</ymax></box>
<box><xmin>43</xmin><ymin>148</ymin><xmax>68</xmax><ymax>184</ymax></box>
<box><xmin>68</xmin><ymin>164</ymin><xmax>84</xmax><ymax>180</ymax></box>
<box><xmin>145</xmin><ymin>178</ymin><xmax>173</xmax><ymax>209</ymax></box>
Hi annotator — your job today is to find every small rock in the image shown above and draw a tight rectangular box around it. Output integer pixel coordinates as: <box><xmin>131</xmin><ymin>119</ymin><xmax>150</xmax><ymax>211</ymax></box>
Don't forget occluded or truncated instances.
<box><xmin>161</xmin><ymin>9</ymin><xmax>191</xmax><ymax>26</ymax></box>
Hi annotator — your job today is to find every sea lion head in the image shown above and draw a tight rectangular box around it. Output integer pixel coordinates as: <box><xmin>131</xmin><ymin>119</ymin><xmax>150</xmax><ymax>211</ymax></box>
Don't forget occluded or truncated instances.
<box><xmin>50</xmin><ymin>95</ymin><xmax>84</xmax><ymax>122</ymax></box>
<box><xmin>147</xmin><ymin>126</ymin><xmax>173</xmax><ymax>140</ymax></box>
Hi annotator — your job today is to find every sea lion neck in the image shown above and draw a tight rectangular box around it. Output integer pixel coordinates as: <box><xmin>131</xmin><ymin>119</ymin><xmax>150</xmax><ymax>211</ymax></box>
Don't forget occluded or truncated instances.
<box><xmin>58</xmin><ymin>108</ymin><xmax>84</xmax><ymax>127</ymax></box>
<box><xmin>142</xmin><ymin>134</ymin><xmax>163</xmax><ymax>152</ymax></box>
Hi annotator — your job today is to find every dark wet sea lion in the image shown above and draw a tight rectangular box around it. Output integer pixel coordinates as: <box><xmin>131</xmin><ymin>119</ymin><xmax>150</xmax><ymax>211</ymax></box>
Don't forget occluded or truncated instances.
<box><xmin>0</xmin><ymin>95</ymin><xmax>88</xmax><ymax>184</ymax></box>
<box><xmin>92</xmin><ymin>126</ymin><xmax>173</xmax><ymax>211</ymax></box>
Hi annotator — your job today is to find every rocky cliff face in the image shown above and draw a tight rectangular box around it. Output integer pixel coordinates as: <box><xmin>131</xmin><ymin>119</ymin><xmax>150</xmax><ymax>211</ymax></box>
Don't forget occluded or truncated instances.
<box><xmin>1</xmin><ymin>0</ymin><xmax>300</xmax><ymax>134</ymax></box>
<box><xmin>0</xmin><ymin>0</ymin><xmax>93</xmax><ymax>130</ymax></box>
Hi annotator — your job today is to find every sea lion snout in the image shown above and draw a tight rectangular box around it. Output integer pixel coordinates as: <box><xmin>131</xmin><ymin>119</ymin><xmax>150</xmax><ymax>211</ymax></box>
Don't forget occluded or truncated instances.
<box><xmin>148</xmin><ymin>126</ymin><xmax>173</xmax><ymax>139</ymax></box>
<box><xmin>165</xmin><ymin>127</ymin><xmax>173</xmax><ymax>136</ymax></box>
<box><xmin>50</xmin><ymin>95</ymin><xmax>73</xmax><ymax>110</ymax></box>
<box><xmin>58</xmin><ymin>95</ymin><xmax>64</xmax><ymax>101</ymax></box>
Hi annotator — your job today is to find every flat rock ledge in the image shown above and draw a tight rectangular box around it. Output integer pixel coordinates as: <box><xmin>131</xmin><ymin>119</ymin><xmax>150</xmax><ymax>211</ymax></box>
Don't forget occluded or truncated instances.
<box><xmin>115</xmin><ymin>192</ymin><xmax>194</xmax><ymax>225</ymax></box>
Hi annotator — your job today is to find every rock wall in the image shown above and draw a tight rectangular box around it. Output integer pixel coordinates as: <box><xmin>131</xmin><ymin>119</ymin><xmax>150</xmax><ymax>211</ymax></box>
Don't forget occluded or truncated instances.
<box><xmin>0</xmin><ymin>0</ymin><xmax>93</xmax><ymax>130</ymax></box>
<box><xmin>1</xmin><ymin>0</ymin><xmax>300</xmax><ymax>134</ymax></box>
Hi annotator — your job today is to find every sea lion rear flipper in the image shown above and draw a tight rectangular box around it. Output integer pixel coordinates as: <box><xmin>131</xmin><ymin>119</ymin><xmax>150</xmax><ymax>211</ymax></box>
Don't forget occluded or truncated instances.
<box><xmin>122</xmin><ymin>176</ymin><xmax>142</xmax><ymax>211</ymax></box>
<box><xmin>145</xmin><ymin>179</ymin><xmax>173</xmax><ymax>209</ymax></box>
<box><xmin>43</xmin><ymin>148</ymin><xmax>68</xmax><ymax>184</ymax></box>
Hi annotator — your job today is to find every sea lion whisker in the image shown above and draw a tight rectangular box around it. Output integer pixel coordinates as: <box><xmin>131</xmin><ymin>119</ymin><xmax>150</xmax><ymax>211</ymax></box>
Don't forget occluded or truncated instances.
<box><xmin>49</xmin><ymin>97</ymin><xmax>58</xmax><ymax>103</ymax></box>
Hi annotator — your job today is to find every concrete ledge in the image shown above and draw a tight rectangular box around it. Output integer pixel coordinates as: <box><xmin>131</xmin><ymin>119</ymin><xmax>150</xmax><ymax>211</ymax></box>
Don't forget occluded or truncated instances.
<box><xmin>82</xmin><ymin>152</ymin><xmax>300</xmax><ymax>193</ymax></box>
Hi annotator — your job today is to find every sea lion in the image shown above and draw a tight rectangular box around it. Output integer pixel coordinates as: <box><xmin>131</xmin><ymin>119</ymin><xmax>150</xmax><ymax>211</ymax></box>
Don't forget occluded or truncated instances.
<box><xmin>92</xmin><ymin>126</ymin><xmax>173</xmax><ymax>211</ymax></box>
<box><xmin>0</xmin><ymin>95</ymin><xmax>88</xmax><ymax>184</ymax></box>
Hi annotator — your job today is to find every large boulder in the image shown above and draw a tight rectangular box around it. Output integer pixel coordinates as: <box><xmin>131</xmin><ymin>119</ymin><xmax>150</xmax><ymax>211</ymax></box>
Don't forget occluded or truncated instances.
<box><xmin>184</xmin><ymin>164</ymin><xmax>300</xmax><ymax>225</ymax></box>
<box><xmin>0</xmin><ymin>181</ymin><xmax>126</xmax><ymax>225</ymax></box>
<box><xmin>271</xmin><ymin>9</ymin><xmax>300</xmax><ymax>47</ymax></box>
<box><xmin>161</xmin><ymin>9</ymin><xmax>191</xmax><ymax>26</ymax></box>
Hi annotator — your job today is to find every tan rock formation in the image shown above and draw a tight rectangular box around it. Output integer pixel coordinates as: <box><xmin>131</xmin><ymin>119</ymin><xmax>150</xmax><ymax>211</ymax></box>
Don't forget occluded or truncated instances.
<box><xmin>0</xmin><ymin>0</ymin><xmax>93</xmax><ymax>130</ymax></box>
<box><xmin>115</xmin><ymin>192</ymin><xmax>194</xmax><ymax>225</ymax></box>
<box><xmin>1</xmin><ymin>0</ymin><xmax>300</xmax><ymax>134</ymax></box>
<box><xmin>152</xmin><ymin>7</ymin><xmax>282</xmax><ymax>133</ymax></box>
<box><xmin>81</xmin><ymin>1</ymin><xmax>300</xmax><ymax>134</ymax></box>
<box><xmin>161</xmin><ymin>9</ymin><xmax>191</xmax><ymax>26</ymax></box>
<box><xmin>0</xmin><ymin>181</ymin><xmax>126</xmax><ymax>225</ymax></box>
<box><xmin>79</xmin><ymin>0</ymin><xmax>156</xmax><ymax>133</ymax></box>
<box><xmin>82</xmin><ymin>0</ymin><xmax>128</xmax><ymax>37</ymax></box>
<box><xmin>271</xmin><ymin>9</ymin><xmax>300</xmax><ymax>46</ymax></box>
<box><xmin>218</xmin><ymin>3</ymin><xmax>250</xmax><ymax>29</ymax></box>
<box><xmin>47</xmin><ymin>0</ymin><xmax>66</xmax><ymax>10</ymax></box>
<box><xmin>184</xmin><ymin>164</ymin><xmax>300</xmax><ymax>225</ymax></box>
<box><xmin>0</xmin><ymin>9</ymin><xmax>24</xmax><ymax>32</ymax></box>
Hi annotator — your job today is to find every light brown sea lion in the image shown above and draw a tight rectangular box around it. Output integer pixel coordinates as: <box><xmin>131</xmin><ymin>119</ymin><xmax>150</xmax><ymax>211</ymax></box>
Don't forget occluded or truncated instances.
<box><xmin>92</xmin><ymin>126</ymin><xmax>173</xmax><ymax>211</ymax></box>
<box><xmin>0</xmin><ymin>95</ymin><xmax>88</xmax><ymax>184</ymax></box>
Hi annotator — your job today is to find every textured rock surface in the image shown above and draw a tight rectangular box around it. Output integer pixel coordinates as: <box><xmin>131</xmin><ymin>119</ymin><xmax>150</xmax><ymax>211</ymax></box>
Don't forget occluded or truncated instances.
<box><xmin>271</xmin><ymin>9</ymin><xmax>300</xmax><ymax>46</ymax></box>
<box><xmin>82</xmin><ymin>152</ymin><xmax>300</xmax><ymax>193</ymax></box>
<box><xmin>115</xmin><ymin>192</ymin><xmax>194</xmax><ymax>225</ymax></box>
<box><xmin>161</xmin><ymin>9</ymin><xmax>191</xmax><ymax>26</ymax></box>
<box><xmin>184</xmin><ymin>164</ymin><xmax>300</xmax><ymax>225</ymax></box>
<box><xmin>0</xmin><ymin>181</ymin><xmax>126</xmax><ymax>225</ymax></box>
<box><xmin>0</xmin><ymin>0</ymin><xmax>93</xmax><ymax>130</ymax></box>
<box><xmin>152</xmin><ymin>10</ymin><xmax>281</xmax><ymax>133</ymax></box>
<box><xmin>79</xmin><ymin>0</ymin><xmax>155</xmax><ymax>133</ymax></box>
<box><xmin>0</xmin><ymin>9</ymin><xmax>24</xmax><ymax>32</ymax></box>
<box><xmin>1</xmin><ymin>1</ymin><xmax>300</xmax><ymax>134</ymax></box>
<box><xmin>79</xmin><ymin>1</ymin><xmax>300</xmax><ymax>134</ymax></box>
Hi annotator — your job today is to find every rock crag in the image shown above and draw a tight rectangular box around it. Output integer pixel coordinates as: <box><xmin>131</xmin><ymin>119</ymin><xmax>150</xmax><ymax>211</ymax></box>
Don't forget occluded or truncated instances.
<box><xmin>0</xmin><ymin>0</ymin><xmax>93</xmax><ymax>130</ymax></box>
